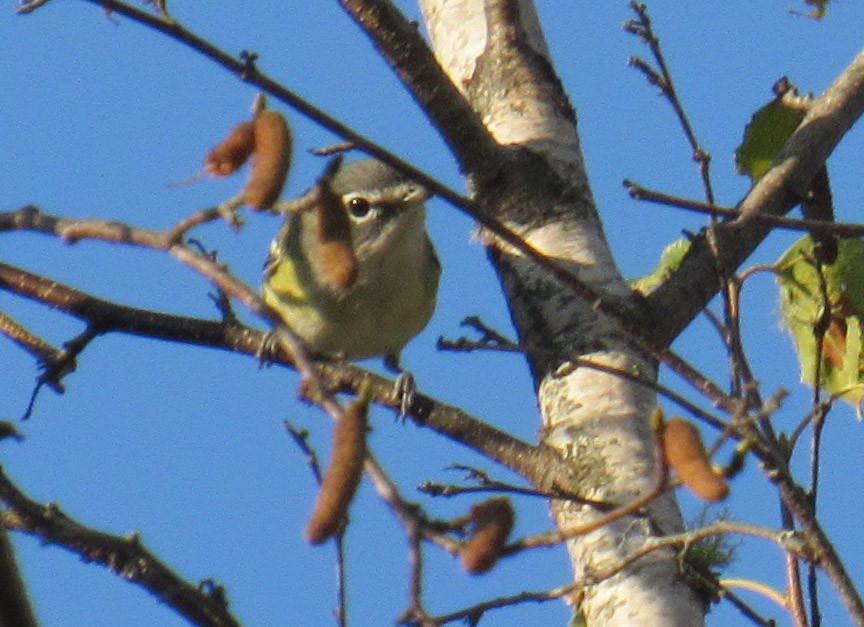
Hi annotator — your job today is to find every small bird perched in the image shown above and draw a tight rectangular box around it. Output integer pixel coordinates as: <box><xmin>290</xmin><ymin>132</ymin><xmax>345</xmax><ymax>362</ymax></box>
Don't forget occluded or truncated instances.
<box><xmin>262</xmin><ymin>158</ymin><xmax>440</xmax><ymax>411</ymax></box>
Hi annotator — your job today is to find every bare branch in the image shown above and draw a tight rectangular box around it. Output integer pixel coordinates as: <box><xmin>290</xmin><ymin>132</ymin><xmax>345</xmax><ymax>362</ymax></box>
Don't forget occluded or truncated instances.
<box><xmin>0</xmin><ymin>254</ymin><xmax>578</xmax><ymax>498</ymax></box>
<box><xmin>0</xmin><ymin>466</ymin><xmax>241</xmax><ymax>627</ymax></box>
<box><xmin>426</xmin><ymin>582</ymin><xmax>577</xmax><ymax>625</ymax></box>
<box><xmin>0</xmin><ymin>529</ymin><xmax>38</xmax><ymax>627</ymax></box>
<box><xmin>431</xmin><ymin>518</ymin><xmax>803</xmax><ymax>626</ymax></box>
<box><xmin>19</xmin><ymin>0</ymin><xmax>473</xmax><ymax>212</ymax></box>
<box><xmin>0</xmin><ymin>205</ymin><xmax>339</xmax><ymax>419</ymax></box>
<box><xmin>440</xmin><ymin>315</ymin><xmax>730</xmax><ymax>432</ymax></box>
<box><xmin>418</xmin><ymin>465</ymin><xmax>602</xmax><ymax>505</ymax></box>
<box><xmin>625</xmin><ymin>180</ymin><xmax>864</xmax><ymax>237</ymax></box>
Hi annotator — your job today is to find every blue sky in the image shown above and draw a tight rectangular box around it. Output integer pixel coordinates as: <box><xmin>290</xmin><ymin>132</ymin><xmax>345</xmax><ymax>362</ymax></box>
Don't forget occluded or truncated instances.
<box><xmin>3</xmin><ymin>1</ymin><xmax>864</xmax><ymax>625</ymax></box>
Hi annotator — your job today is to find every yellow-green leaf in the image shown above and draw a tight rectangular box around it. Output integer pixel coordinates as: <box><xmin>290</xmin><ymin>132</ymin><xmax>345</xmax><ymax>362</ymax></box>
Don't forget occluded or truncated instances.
<box><xmin>776</xmin><ymin>236</ymin><xmax>864</xmax><ymax>415</ymax></box>
<box><xmin>736</xmin><ymin>80</ymin><xmax>812</xmax><ymax>184</ymax></box>
<box><xmin>631</xmin><ymin>238</ymin><xmax>691</xmax><ymax>295</ymax></box>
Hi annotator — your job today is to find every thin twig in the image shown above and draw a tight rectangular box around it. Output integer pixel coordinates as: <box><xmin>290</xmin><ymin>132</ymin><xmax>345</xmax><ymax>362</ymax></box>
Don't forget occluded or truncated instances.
<box><xmin>283</xmin><ymin>422</ymin><xmax>348</xmax><ymax>627</ymax></box>
<box><xmin>805</xmin><ymin>257</ymin><xmax>835</xmax><ymax>627</ymax></box>
<box><xmin>363</xmin><ymin>456</ymin><xmax>458</xmax><ymax>626</ymax></box>
<box><xmin>399</xmin><ymin>520</ymin><xmax>431</xmax><ymax>626</ymax></box>
<box><xmin>720</xmin><ymin>578</ymin><xmax>788</xmax><ymax>611</ymax></box>
<box><xmin>23</xmin><ymin>326</ymin><xmax>100</xmax><ymax>420</ymax></box>
<box><xmin>364</xmin><ymin>456</ymin><xmax>462</xmax><ymax>557</ymax></box>
<box><xmin>625</xmin><ymin>180</ymin><xmax>864</xmax><ymax>237</ymax></box>
<box><xmin>419</xmin><ymin>464</ymin><xmax>609</xmax><ymax>508</ymax></box>
<box><xmin>730</xmin><ymin>268</ymin><xmax>808</xmax><ymax>627</ymax></box>
<box><xmin>440</xmin><ymin>315</ymin><xmax>729</xmax><ymax>432</ymax></box>
<box><xmin>716</xmin><ymin>582</ymin><xmax>780</xmax><ymax>627</ymax></box>
<box><xmin>436</xmin><ymin>519</ymin><xmax>807</xmax><ymax>625</ymax></box>
<box><xmin>625</xmin><ymin>1</ymin><xmax>715</xmax><ymax>205</ymax></box>
<box><xmin>15</xmin><ymin>0</ymin><xmax>52</xmax><ymax>14</ymax></box>
<box><xmin>0</xmin><ymin>310</ymin><xmax>71</xmax><ymax>395</ymax></box>
<box><xmin>427</xmin><ymin>582</ymin><xmax>577</xmax><ymax>625</ymax></box>
<box><xmin>584</xmin><ymin>521</ymin><xmax>811</xmax><ymax>587</ymax></box>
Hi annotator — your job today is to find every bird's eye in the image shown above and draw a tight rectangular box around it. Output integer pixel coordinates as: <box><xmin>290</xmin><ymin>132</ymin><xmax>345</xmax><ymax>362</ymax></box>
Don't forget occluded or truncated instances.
<box><xmin>347</xmin><ymin>197</ymin><xmax>371</xmax><ymax>219</ymax></box>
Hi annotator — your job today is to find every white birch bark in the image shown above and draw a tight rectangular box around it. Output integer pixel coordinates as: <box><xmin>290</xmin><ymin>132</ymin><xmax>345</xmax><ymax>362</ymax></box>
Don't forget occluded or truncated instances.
<box><xmin>419</xmin><ymin>1</ymin><xmax>705</xmax><ymax>624</ymax></box>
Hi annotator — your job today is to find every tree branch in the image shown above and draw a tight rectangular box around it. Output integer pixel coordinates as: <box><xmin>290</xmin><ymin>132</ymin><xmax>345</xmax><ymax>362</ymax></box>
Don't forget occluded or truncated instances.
<box><xmin>0</xmin><ymin>466</ymin><xmax>241</xmax><ymax>627</ymax></box>
<box><xmin>19</xmin><ymin>0</ymin><xmax>471</xmax><ymax>212</ymax></box>
<box><xmin>646</xmin><ymin>46</ymin><xmax>864</xmax><ymax>348</ymax></box>
<box><xmin>0</xmin><ymin>528</ymin><xmax>38</xmax><ymax>627</ymax></box>
<box><xmin>0</xmin><ymin>255</ymin><xmax>577</xmax><ymax>496</ymax></box>
<box><xmin>625</xmin><ymin>180</ymin><xmax>864</xmax><ymax>238</ymax></box>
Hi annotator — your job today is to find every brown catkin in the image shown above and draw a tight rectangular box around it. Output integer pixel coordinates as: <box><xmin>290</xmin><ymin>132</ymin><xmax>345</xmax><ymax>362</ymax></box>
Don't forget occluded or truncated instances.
<box><xmin>203</xmin><ymin>120</ymin><xmax>256</xmax><ymax>177</ymax></box>
<box><xmin>662</xmin><ymin>418</ymin><xmax>729</xmax><ymax>502</ymax></box>
<box><xmin>304</xmin><ymin>390</ymin><xmax>369</xmax><ymax>544</ymax></box>
<box><xmin>316</xmin><ymin>182</ymin><xmax>358</xmax><ymax>290</ymax></box>
<box><xmin>243</xmin><ymin>110</ymin><xmax>292</xmax><ymax>210</ymax></box>
<box><xmin>461</xmin><ymin>497</ymin><xmax>515</xmax><ymax>575</ymax></box>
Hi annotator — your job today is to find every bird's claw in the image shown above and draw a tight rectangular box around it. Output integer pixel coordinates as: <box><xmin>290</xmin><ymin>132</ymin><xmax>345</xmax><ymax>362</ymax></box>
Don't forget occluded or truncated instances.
<box><xmin>393</xmin><ymin>371</ymin><xmax>416</xmax><ymax>420</ymax></box>
<box><xmin>256</xmin><ymin>329</ymin><xmax>280</xmax><ymax>367</ymax></box>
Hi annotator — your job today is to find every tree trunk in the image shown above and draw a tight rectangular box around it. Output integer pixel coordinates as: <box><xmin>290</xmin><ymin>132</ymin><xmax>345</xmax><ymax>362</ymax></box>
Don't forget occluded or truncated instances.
<box><xmin>419</xmin><ymin>1</ymin><xmax>704</xmax><ymax>624</ymax></box>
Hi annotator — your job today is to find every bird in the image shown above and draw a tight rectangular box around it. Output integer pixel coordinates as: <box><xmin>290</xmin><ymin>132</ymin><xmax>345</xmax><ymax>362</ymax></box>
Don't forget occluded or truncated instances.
<box><xmin>262</xmin><ymin>158</ymin><xmax>440</xmax><ymax>413</ymax></box>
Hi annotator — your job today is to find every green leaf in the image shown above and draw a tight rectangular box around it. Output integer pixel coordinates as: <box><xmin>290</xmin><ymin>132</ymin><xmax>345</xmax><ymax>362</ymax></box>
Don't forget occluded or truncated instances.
<box><xmin>631</xmin><ymin>238</ymin><xmax>691</xmax><ymax>295</ymax></box>
<box><xmin>776</xmin><ymin>236</ymin><xmax>864</xmax><ymax>415</ymax></box>
<box><xmin>735</xmin><ymin>80</ymin><xmax>812</xmax><ymax>184</ymax></box>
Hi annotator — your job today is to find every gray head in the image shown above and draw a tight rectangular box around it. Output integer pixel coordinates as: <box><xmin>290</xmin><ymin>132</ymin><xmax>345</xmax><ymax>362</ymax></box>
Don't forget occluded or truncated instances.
<box><xmin>317</xmin><ymin>159</ymin><xmax>429</xmax><ymax>260</ymax></box>
<box><xmin>328</xmin><ymin>158</ymin><xmax>428</xmax><ymax>205</ymax></box>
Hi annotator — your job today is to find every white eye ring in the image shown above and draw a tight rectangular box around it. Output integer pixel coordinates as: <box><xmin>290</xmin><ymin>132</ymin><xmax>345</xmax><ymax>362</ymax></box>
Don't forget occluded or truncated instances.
<box><xmin>347</xmin><ymin>196</ymin><xmax>373</xmax><ymax>220</ymax></box>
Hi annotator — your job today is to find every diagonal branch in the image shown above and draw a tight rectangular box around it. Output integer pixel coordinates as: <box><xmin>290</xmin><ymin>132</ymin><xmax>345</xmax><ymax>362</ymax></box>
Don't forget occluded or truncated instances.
<box><xmin>646</xmin><ymin>46</ymin><xmax>864</xmax><ymax>348</ymax></box>
<box><xmin>0</xmin><ymin>528</ymin><xmax>37</xmax><ymax>627</ymax></box>
<box><xmin>20</xmin><ymin>0</ymin><xmax>471</xmax><ymax>212</ymax></box>
<box><xmin>626</xmin><ymin>180</ymin><xmax>864</xmax><ymax>238</ymax></box>
<box><xmin>0</xmin><ymin>465</ymin><xmax>241</xmax><ymax>627</ymax></box>
<box><xmin>0</xmin><ymin>258</ymin><xmax>574</xmax><ymax>493</ymax></box>
<box><xmin>337</xmin><ymin>0</ymin><xmax>501</xmax><ymax>174</ymax></box>
<box><xmin>16</xmin><ymin>1</ymin><xmax>658</xmax><ymax>364</ymax></box>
